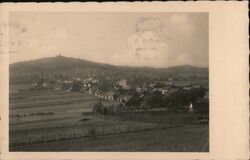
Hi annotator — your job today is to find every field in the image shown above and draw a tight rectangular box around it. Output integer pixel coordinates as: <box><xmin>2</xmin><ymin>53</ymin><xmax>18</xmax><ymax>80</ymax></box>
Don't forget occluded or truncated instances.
<box><xmin>9</xmin><ymin>84</ymin><xmax>209</xmax><ymax>152</ymax></box>
<box><xmin>11</xmin><ymin>125</ymin><xmax>208</xmax><ymax>152</ymax></box>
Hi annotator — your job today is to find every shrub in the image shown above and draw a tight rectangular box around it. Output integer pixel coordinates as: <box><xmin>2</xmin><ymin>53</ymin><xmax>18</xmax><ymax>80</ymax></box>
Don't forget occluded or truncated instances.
<box><xmin>79</xmin><ymin>118</ymin><xmax>91</xmax><ymax>122</ymax></box>
<box><xmin>87</xmin><ymin>128</ymin><xmax>98</xmax><ymax>139</ymax></box>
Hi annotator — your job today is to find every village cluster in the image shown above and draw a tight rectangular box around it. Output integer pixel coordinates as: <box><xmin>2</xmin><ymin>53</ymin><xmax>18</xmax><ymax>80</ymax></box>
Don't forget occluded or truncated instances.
<box><xmin>25</xmin><ymin>73</ymin><xmax>209</xmax><ymax>115</ymax></box>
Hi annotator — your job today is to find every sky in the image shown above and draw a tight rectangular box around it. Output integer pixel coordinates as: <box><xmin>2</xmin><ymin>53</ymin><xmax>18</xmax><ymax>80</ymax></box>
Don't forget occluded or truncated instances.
<box><xmin>9</xmin><ymin>12</ymin><xmax>208</xmax><ymax>68</ymax></box>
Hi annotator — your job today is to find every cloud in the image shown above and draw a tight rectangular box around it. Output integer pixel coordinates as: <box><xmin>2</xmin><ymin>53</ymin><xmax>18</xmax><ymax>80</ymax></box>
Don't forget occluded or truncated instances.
<box><xmin>9</xmin><ymin>12</ymin><xmax>208</xmax><ymax>67</ymax></box>
<box><xmin>169</xmin><ymin>14</ymin><xmax>194</xmax><ymax>34</ymax></box>
<box><xmin>110</xmin><ymin>31</ymin><xmax>169</xmax><ymax>67</ymax></box>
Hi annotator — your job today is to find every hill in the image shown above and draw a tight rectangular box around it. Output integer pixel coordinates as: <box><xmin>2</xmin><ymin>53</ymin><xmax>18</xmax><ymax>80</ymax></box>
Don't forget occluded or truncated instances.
<box><xmin>10</xmin><ymin>56</ymin><xmax>208</xmax><ymax>84</ymax></box>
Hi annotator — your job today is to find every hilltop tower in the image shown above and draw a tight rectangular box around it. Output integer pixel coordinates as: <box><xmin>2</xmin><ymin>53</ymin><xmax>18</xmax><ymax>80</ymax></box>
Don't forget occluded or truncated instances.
<box><xmin>57</xmin><ymin>53</ymin><xmax>62</xmax><ymax>57</ymax></box>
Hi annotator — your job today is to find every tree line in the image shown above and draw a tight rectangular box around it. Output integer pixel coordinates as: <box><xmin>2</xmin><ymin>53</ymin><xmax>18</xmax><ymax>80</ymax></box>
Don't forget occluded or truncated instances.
<box><xmin>92</xmin><ymin>87</ymin><xmax>207</xmax><ymax>115</ymax></box>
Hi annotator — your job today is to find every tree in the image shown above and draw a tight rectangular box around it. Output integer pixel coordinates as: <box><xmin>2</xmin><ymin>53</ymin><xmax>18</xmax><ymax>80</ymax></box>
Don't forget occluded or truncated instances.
<box><xmin>106</xmin><ymin>105</ymin><xmax>115</xmax><ymax>115</ymax></box>
<box><xmin>162</xmin><ymin>87</ymin><xmax>207</xmax><ymax>113</ymax></box>
<box><xmin>122</xmin><ymin>95</ymin><xmax>141</xmax><ymax>115</ymax></box>
<box><xmin>92</xmin><ymin>101</ymin><xmax>104</xmax><ymax>114</ymax></box>
<box><xmin>97</xmin><ymin>78</ymin><xmax>113</xmax><ymax>91</ymax></box>
<box><xmin>144</xmin><ymin>91</ymin><xmax>164</xmax><ymax>109</ymax></box>
<box><xmin>87</xmin><ymin>128</ymin><xmax>98</xmax><ymax>139</ymax></box>
<box><xmin>71</xmin><ymin>82</ymin><xmax>81</xmax><ymax>92</ymax></box>
<box><xmin>126</xmin><ymin>95</ymin><xmax>141</xmax><ymax>109</ymax></box>
<box><xmin>118</xmin><ymin>87</ymin><xmax>127</xmax><ymax>95</ymax></box>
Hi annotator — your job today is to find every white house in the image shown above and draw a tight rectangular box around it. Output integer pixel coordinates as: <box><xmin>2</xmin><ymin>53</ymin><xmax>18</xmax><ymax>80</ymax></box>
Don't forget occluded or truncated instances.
<box><xmin>189</xmin><ymin>103</ymin><xmax>193</xmax><ymax>112</ymax></box>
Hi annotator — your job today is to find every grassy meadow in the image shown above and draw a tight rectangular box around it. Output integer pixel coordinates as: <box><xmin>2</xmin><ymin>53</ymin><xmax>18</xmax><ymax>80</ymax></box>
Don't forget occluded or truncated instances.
<box><xmin>9</xmin><ymin>84</ymin><xmax>208</xmax><ymax>152</ymax></box>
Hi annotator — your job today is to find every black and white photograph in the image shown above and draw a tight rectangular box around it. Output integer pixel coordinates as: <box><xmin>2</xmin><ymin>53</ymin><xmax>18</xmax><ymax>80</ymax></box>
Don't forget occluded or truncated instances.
<box><xmin>8</xmin><ymin>12</ymin><xmax>210</xmax><ymax>152</ymax></box>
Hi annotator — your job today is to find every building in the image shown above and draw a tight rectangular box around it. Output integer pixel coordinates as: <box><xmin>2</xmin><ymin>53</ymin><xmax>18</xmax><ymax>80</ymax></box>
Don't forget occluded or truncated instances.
<box><xmin>165</xmin><ymin>88</ymin><xmax>179</xmax><ymax>96</ymax></box>
<box><xmin>193</xmin><ymin>85</ymin><xmax>201</xmax><ymax>89</ymax></box>
<box><xmin>183</xmin><ymin>87</ymin><xmax>192</xmax><ymax>91</ymax></box>
<box><xmin>136</xmin><ymin>87</ymin><xmax>142</xmax><ymax>93</ymax></box>
<box><xmin>189</xmin><ymin>103</ymin><xmax>194</xmax><ymax>112</ymax></box>
<box><xmin>54</xmin><ymin>83</ymin><xmax>62</xmax><ymax>91</ymax></box>
<box><xmin>117</xmin><ymin>95</ymin><xmax>132</xmax><ymax>103</ymax></box>
<box><xmin>154</xmin><ymin>86</ymin><xmax>171</xmax><ymax>94</ymax></box>
<box><xmin>106</xmin><ymin>91</ymin><xmax>116</xmax><ymax>100</ymax></box>
<box><xmin>149</xmin><ymin>83</ymin><xmax>156</xmax><ymax>88</ymax></box>
<box><xmin>165</xmin><ymin>82</ymin><xmax>173</xmax><ymax>86</ymax></box>
<box><xmin>117</xmin><ymin>79</ymin><xmax>131</xmax><ymax>89</ymax></box>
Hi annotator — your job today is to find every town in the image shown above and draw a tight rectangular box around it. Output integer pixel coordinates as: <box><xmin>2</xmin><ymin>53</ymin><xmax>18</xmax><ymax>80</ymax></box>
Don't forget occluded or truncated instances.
<box><xmin>20</xmin><ymin>69</ymin><xmax>209</xmax><ymax>116</ymax></box>
<box><xmin>9</xmin><ymin>56</ymin><xmax>209</xmax><ymax>151</ymax></box>
<box><xmin>8</xmin><ymin>11</ymin><xmax>209</xmax><ymax>152</ymax></box>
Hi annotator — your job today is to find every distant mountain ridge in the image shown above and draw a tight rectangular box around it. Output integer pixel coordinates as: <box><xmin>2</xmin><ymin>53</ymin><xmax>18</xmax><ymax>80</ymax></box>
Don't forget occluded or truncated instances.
<box><xmin>10</xmin><ymin>56</ymin><xmax>208</xmax><ymax>82</ymax></box>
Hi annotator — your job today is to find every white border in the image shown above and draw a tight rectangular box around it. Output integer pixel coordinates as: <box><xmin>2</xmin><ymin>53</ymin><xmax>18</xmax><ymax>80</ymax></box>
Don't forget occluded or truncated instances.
<box><xmin>0</xmin><ymin>2</ymin><xmax>249</xmax><ymax>160</ymax></box>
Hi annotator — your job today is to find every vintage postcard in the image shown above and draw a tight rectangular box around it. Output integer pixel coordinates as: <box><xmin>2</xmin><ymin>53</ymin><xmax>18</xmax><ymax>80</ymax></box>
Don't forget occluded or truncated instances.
<box><xmin>0</xmin><ymin>2</ymin><xmax>248</xmax><ymax>160</ymax></box>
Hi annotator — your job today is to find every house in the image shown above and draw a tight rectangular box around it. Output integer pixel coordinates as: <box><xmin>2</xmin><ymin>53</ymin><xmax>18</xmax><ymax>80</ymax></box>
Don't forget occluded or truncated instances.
<box><xmin>88</xmin><ymin>87</ymin><xmax>98</xmax><ymax>94</ymax></box>
<box><xmin>65</xmin><ymin>87</ymin><xmax>72</xmax><ymax>92</ymax></box>
<box><xmin>73</xmin><ymin>77</ymin><xmax>81</xmax><ymax>81</ymax></box>
<box><xmin>95</xmin><ymin>91</ymin><xmax>105</xmax><ymax>98</ymax></box>
<box><xmin>96</xmin><ymin>91</ymin><xmax>103</xmax><ymax>98</ymax></box>
<box><xmin>183</xmin><ymin>86</ymin><xmax>192</xmax><ymax>91</ymax></box>
<box><xmin>149</xmin><ymin>83</ymin><xmax>156</xmax><ymax>88</ymax></box>
<box><xmin>32</xmin><ymin>82</ymin><xmax>38</xmax><ymax>87</ymax></box>
<box><xmin>94</xmin><ymin>89</ymin><xmax>100</xmax><ymax>96</ymax></box>
<box><xmin>188</xmin><ymin>103</ymin><xmax>194</xmax><ymax>112</ymax></box>
<box><xmin>61</xmin><ymin>82</ymin><xmax>73</xmax><ymax>91</ymax></box>
<box><xmin>117</xmin><ymin>79</ymin><xmax>131</xmax><ymax>89</ymax></box>
<box><xmin>117</xmin><ymin>95</ymin><xmax>132</xmax><ymax>102</ymax></box>
<box><xmin>80</xmin><ymin>86</ymin><xmax>85</xmax><ymax>93</ymax></box>
<box><xmin>165</xmin><ymin>82</ymin><xmax>173</xmax><ymax>86</ymax></box>
<box><xmin>54</xmin><ymin>83</ymin><xmax>62</xmax><ymax>91</ymax></box>
<box><xmin>168</xmin><ymin>78</ymin><xmax>174</xmax><ymax>81</ymax></box>
<box><xmin>99</xmin><ymin>91</ymin><xmax>117</xmax><ymax>100</ymax></box>
<box><xmin>118</xmin><ymin>80</ymin><xmax>126</xmax><ymax>86</ymax></box>
<box><xmin>153</xmin><ymin>88</ymin><xmax>164</xmax><ymax>93</ymax></box>
<box><xmin>83</xmin><ymin>77</ymin><xmax>98</xmax><ymax>86</ymax></box>
<box><xmin>42</xmin><ymin>82</ymin><xmax>48</xmax><ymax>87</ymax></box>
<box><xmin>136</xmin><ymin>87</ymin><xmax>141</xmax><ymax>93</ymax></box>
<box><xmin>34</xmin><ymin>79</ymin><xmax>45</xmax><ymax>87</ymax></box>
<box><xmin>165</xmin><ymin>88</ymin><xmax>179</xmax><ymax>96</ymax></box>
<box><xmin>154</xmin><ymin>86</ymin><xmax>172</xmax><ymax>94</ymax></box>
<box><xmin>63</xmin><ymin>80</ymin><xmax>73</xmax><ymax>84</ymax></box>
<box><xmin>83</xmin><ymin>83</ymin><xmax>91</xmax><ymax>87</ymax></box>
<box><xmin>101</xmin><ymin>91</ymin><xmax>108</xmax><ymax>99</ymax></box>
<box><xmin>193</xmin><ymin>85</ymin><xmax>201</xmax><ymax>89</ymax></box>
<box><xmin>161</xmin><ymin>88</ymin><xmax>169</xmax><ymax>94</ymax></box>
<box><xmin>106</xmin><ymin>91</ymin><xmax>116</xmax><ymax>100</ymax></box>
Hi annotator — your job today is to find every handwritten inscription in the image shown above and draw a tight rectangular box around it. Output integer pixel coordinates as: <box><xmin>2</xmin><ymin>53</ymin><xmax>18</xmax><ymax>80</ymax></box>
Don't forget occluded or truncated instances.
<box><xmin>127</xmin><ymin>17</ymin><xmax>167</xmax><ymax>62</ymax></box>
<box><xmin>0</xmin><ymin>21</ymin><xmax>27</xmax><ymax>54</ymax></box>
<box><xmin>135</xmin><ymin>17</ymin><xmax>163</xmax><ymax>33</ymax></box>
